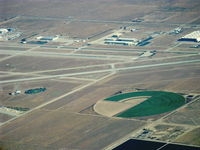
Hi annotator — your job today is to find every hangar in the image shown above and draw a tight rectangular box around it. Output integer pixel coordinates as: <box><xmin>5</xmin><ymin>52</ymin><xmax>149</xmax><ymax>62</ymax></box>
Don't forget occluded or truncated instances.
<box><xmin>179</xmin><ymin>30</ymin><xmax>200</xmax><ymax>42</ymax></box>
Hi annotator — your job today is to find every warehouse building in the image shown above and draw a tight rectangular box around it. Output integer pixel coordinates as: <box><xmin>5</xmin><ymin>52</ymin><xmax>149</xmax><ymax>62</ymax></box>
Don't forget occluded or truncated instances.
<box><xmin>179</xmin><ymin>31</ymin><xmax>200</xmax><ymax>42</ymax></box>
<box><xmin>104</xmin><ymin>37</ymin><xmax>138</xmax><ymax>46</ymax></box>
<box><xmin>36</xmin><ymin>36</ymin><xmax>59</xmax><ymax>41</ymax></box>
<box><xmin>105</xmin><ymin>41</ymin><xmax>135</xmax><ymax>46</ymax></box>
<box><xmin>117</xmin><ymin>37</ymin><xmax>138</xmax><ymax>42</ymax></box>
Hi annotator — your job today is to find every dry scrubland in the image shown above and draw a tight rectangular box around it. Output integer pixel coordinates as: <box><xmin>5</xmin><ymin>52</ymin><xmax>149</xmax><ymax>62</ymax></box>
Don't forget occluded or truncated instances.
<box><xmin>0</xmin><ymin>55</ymin><xmax>119</xmax><ymax>72</ymax></box>
<box><xmin>0</xmin><ymin>109</ymin><xmax>145</xmax><ymax>150</ymax></box>
<box><xmin>0</xmin><ymin>79</ymin><xmax>83</xmax><ymax>108</ymax></box>
<box><xmin>0</xmin><ymin>0</ymin><xmax>200</xmax><ymax>149</ymax></box>
<box><xmin>164</xmin><ymin>98</ymin><xmax>200</xmax><ymax>126</ymax></box>
<box><xmin>0</xmin><ymin>0</ymin><xmax>157</xmax><ymax>20</ymax></box>
<box><xmin>176</xmin><ymin>128</ymin><xmax>200</xmax><ymax>146</ymax></box>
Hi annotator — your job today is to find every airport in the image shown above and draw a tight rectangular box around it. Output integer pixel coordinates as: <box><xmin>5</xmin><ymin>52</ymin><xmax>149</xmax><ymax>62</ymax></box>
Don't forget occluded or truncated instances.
<box><xmin>0</xmin><ymin>0</ymin><xmax>200</xmax><ymax>150</ymax></box>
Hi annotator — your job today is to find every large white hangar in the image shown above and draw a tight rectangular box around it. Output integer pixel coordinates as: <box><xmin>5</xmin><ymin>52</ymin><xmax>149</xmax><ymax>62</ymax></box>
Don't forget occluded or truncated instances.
<box><xmin>179</xmin><ymin>31</ymin><xmax>200</xmax><ymax>42</ymax></box>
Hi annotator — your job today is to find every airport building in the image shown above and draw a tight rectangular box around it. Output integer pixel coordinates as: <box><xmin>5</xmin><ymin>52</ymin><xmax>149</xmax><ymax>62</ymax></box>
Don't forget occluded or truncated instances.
<box><xmin>105</xmin><ymin>40</ymin><xmax>136</xmax><ymax>46</ymax></box>
<box><xmin>36</xmin><ymin>36</ymin><xmax>59</xmax><ymax>41</ymax></box>
<box><xmin>104</xmin><ymin>37</ymin><xmax>138</xmax><ymax>46</ymax></box>
<box><xmin>179</xmin><ymin>31</ymin><xmax>200</xmax><ymax>42</ymax></box>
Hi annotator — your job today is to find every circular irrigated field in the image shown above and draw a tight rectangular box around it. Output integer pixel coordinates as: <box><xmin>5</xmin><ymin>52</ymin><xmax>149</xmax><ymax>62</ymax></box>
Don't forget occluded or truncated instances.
<box><xmin>94</xmin><ymin>91</ymin><xmax>185</xmax><ymax>118</ymax></box>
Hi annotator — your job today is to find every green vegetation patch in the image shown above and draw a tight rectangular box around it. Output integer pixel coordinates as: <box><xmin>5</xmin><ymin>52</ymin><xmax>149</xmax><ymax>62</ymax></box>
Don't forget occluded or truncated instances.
<box><xmin>105</xmin><ymin>91</ymin><xmax>185</xmax><ymax>118</ymax></box>
<box><xmin>25</xmin><ymin>88</ymin><xmax>46</xmax><ymax>94</ymax></box>
<box><xmin>6</xmin><ymin>106</ymin><xmax>30</xmax><ymax>112</ymax></box>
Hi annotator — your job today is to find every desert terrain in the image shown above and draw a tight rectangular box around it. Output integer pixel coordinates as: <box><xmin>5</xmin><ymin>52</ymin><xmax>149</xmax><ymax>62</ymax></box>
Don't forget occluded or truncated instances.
<box><xmin>0</xmin><ymin>0</ymin><xmax>200</xmax><ymax>150</ymax></box>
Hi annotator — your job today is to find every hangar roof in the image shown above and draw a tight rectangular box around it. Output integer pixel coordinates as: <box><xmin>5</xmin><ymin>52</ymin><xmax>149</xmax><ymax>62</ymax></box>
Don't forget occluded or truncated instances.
<box><xmin>181</xmin><ymin>31</ymin><xmax>200</xmax><ymax>42</ymax></box>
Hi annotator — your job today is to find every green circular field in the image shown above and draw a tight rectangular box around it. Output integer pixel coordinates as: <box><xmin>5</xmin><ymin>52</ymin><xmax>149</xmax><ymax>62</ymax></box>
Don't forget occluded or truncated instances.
<box><xmin>104</xmin><ymin>91</ymin><xmax>185</xmax><ymax>118</ymax></box>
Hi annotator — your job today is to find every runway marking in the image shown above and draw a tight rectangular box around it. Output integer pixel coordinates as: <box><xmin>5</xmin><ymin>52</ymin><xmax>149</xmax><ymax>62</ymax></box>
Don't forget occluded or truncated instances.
<box><xmin>1</xmin><ymin>59</ymin><xmax>200</xmax><ymax>84</ymax></box>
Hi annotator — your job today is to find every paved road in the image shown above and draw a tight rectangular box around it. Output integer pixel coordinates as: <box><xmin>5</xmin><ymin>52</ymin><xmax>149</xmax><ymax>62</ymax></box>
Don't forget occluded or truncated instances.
<box><xmin>0</xmin><ymin>49</ymin><xmax>132</xmax><ymax>61</ymax></box>
<box><xmin>81</xmin><ymin>47</ymin><xmax>200</xmax><ymax>55</ymax></box>
<box><xmin>1</xmin><ymin>59</ymin><xmax>200</xmax><ymax>84</ymax></box>
<box><xmin>0</xmin><ymin>72</ymin><xmax>115</xmax><ymax>127</ymax></box>
<box><xmin>0</xmin><ymin>42</ymin><xmax>199</xmax><ymax>55</ymax></box>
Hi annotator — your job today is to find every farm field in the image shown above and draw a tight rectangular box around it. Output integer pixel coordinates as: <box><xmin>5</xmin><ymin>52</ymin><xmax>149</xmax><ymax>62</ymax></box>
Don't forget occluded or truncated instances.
<box><xmin>99</xmin><ymin>91</ymin><xmax>185</xmax><ymax>117</ymax></box>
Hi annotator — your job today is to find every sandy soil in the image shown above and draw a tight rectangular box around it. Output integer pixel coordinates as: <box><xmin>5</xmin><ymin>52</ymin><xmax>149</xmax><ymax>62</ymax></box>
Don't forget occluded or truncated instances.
<box><xmin>94</xmin><ymin>97</ymin><xmax>148</xmax><ymax>117</ymax></box>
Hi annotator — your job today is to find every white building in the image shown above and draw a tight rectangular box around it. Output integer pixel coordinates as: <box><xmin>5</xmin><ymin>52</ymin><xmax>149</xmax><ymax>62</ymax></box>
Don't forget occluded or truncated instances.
<box><xmin>0</xmin><ymin>28</ymin><xmax>9</xmax><ymax>34</ymax></box>
<box><xmin>179</xmin><ymin>31</ymin><xmax>200</xmax><ymax>42</ymax></box>
<box><xmin>36</xmin><ymin>36</ymin><xmax>59</xmax><ymax>41</ymax></box>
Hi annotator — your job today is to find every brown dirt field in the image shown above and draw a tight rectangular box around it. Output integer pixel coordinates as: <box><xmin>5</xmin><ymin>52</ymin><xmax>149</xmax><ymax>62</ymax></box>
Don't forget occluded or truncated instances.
<box><xmin>191</xmin><ymin>18</ymin><xmax>200</xmax><ymax>24</ymax></box>
<box><xmin>94</xmin><ymin>101</ymin><xmax>134</xmax><ymax>117</ymax></box>
<box><xmin>0</xmin><ymin>54</ymin><xmax>10</xmax><ymax>59</ymax></box>
<box><xmin>164</xmin><ymin>98</ymin><xmax>200</xmax><ymax>126</ymax></box>
<box><xmin>106</xmin><ymin>63</ymin><xmax>200</xmax><ymax>93</ymax></box>
<box><xmin>71</xmin><ymin>71</ymin><xmax>111</xmax><ymax>80</ymax></box>
<box><xmin>123</xmin><ymin>31</ymin><xmax>149</xmax><ymax>40</ymax></box>
<box><xmin>163</xmin><ymin>11</ymin><xmax>200</xmax><ymax>24</ymax></box>
<box><xmin>0</xmin><ymin>46</ymin><xmax>29</xmax><ymax>51</ymax></box>
<box><xmin>0</xmin><ymin>75</ymin><xmax>36</xmax><ymax>82</ymax></box>
<box><xmin>0</xmin><ymin>0</ymin><xmax>157</xmax><ymax>20</ymax></box>
<box><xmin>94</xmin><ymin>97</ymin><xmax>147</xmax><ymax>117</ymax></box>
<box><xmin>0</xmin><ymin>55</ymin><xmax>119</xmax><ymax>73</ymax></box>
<box><xmin>43</xmin><ymin>84</ymin><xmax>123</xmax><ymax>111</ymax></box>
<box><xmin>0</xmin><ymin>78</ymin><xmax>82</xmax><ymax>109</ymax></box>
<box><xmin>115</xmin><ymin>55</ymin><xmax>200</xmax><ymax>69</ymax></box>
<box><xmin>175</xmin><ymin>128</ymin><xmax>200</xmax><ymax>146</ymax></box>
<box><xmin>142</xmin><ymin>11</ymin><xmax>175</xmax><ymax>22</ymax></box>
<box><xmin>0</xmin><ymin>113</ymin><xmax>14</xmax><ymax>123</ymax></box>
<box><xmin>0</xmin><ymin>109</ymin><xmax>145</xmax><ymax>150</ymax></box>
<box><xmin>33</xmin><ymin>48</ymin><xmax>74</xmax><ymax>53</ymax></box>
<box><xmin>79</xmin><ymin>104</ymin><xmax>99</xmax><ymax>115</ymax></box>
<box><xmin>49</xmin><ymin>22</ymin><xmax>119</xmax><ymax>39</ymax></box>
<box><xmin>0</xmin><ymin>72</ymin><xmax>9</xmax><ymax>76</ymax></box>
<box><xmin>3</xmin><ymin>18</ymin><xmax>59</xmax><ymax>34</ymax></box>
<box><xmin>75</xmin><ymin>50</ymin><xmax>140</xmax><ymax>57</ymax></box>
<box><xmin>150</xmin><ymin>35</ymin><xmax>177</xmax><ymax>47</ymax></box>
<box><xmin>2</xmin><ymin>18</ymin><xmax>118</xmax><ymax>41</ymax></box>
<box><xmin>152</xmin><ymin>52</ymin><xmax>188</xmax><ymax>59</ymax></box>
<box><xmin>40</xmin><ymin>65</ymin><xmax>111</xmax><ymax>76</ymax></box>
